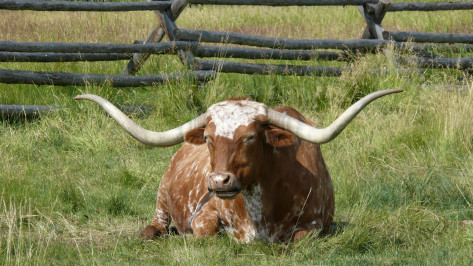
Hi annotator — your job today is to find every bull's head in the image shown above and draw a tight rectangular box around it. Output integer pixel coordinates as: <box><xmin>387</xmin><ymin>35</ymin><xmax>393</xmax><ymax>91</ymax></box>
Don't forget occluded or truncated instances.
<box><xmin>183</xmin><ymin>99</ymin><xmax>274</xmax><ymax>199</ymax></box>
<box><xmin>74</xmin><ymin>89</ymin><xmax>402</xmax><ymax>199</ymax></box>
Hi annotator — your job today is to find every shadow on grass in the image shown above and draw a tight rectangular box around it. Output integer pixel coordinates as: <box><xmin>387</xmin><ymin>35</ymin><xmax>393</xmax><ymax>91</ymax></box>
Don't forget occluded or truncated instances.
<box><xmin>323</xmin><ymin>221</ymin><xmax>350</xmax><ymax>237</ymax></box>
<box><xmin>157</xmin><ymin>220</ymin><xmax>351</xmax><ymax>243</ymax></box>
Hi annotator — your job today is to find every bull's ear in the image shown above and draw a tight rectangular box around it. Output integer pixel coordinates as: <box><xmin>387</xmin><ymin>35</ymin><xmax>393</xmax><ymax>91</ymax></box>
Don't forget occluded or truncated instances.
<box><xmin>184</xmin><ymin>128</ymin><xmax>206</xmax><ymax>145</ymax></box>
<box><xmin>265</xmin><ymin>128</ymin><xmax>297</xmax><ymax>147</ymax></box>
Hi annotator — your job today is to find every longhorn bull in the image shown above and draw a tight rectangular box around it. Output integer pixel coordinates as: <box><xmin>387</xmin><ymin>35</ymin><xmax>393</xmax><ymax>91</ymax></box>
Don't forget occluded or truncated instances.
<box><xmin>75</xmin><ymin>89</ymin><xmax>401</xmax><ymax>242</ymax></box>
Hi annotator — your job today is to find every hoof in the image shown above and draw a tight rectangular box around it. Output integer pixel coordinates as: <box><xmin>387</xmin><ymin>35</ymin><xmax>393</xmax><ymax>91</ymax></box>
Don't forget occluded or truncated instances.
<box><xmin>169</xmin><ymin>226</ymin><xmax>180</xmax><ymax>235</ymax></box>
<box><xmin>141</xmin><ymin>225</ymin><xmax>161</xmax><ymax>240</ymax></box>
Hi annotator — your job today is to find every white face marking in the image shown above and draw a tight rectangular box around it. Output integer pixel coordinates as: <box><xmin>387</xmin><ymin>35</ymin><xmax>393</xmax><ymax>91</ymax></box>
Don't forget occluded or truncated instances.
<box><xmin>206</xmin><ymin>100</ymin><xmax>267</xmax><ymax>139</ymax></box>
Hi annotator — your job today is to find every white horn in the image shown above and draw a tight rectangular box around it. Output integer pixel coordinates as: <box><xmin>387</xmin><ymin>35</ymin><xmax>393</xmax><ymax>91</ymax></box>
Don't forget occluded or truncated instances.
<box><xmin>74</xmin><ymin>94</ymin><xmax>207</xmax><ymax>147</ymax></box>
<box><xmin>267</xmin><ymin>89</ymin><xmax>403</xmax><ymax>144</ymax></box>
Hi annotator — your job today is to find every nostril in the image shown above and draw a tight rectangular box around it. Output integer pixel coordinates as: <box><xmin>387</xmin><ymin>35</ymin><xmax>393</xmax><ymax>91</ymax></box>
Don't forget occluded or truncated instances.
<box><xmin>223</xmin><ymin>175</ymin><xmax>231</xmax><ymax>185</ymax></box>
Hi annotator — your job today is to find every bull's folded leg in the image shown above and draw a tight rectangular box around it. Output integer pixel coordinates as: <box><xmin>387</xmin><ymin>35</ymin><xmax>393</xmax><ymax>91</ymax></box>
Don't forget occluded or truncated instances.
<box><xmin>141</xmin><ymin>189</ymin><xmax>170</xmax><ymax>239</ymax></box>
<box><xmin>191</xmin><ymin>208</ymin><xmax>220</xmax><ymax>238</ymax></box>
<box><xmin>141</xmin><ymin>224</ymin><xmax>163</xmax><ymax>239</ymax></box>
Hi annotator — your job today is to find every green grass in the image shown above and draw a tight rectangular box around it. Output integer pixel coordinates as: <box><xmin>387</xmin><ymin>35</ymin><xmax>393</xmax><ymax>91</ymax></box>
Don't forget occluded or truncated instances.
<box><xmin>1</xmin><ymin>3</ymin><xmax>473</xmax><ymax>264</ymax></box>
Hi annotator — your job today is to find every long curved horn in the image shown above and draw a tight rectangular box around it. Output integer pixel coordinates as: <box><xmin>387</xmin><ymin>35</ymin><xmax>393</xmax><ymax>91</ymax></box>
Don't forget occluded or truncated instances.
<box><xmin>74</xmin><ymin>94</ymin><xmax>207</xmax><ymax>147</ymax></box>
<box><xmin>267</xmin><ymin>89</ymin><xmax>403</xmax><ymax>144</ymax></box>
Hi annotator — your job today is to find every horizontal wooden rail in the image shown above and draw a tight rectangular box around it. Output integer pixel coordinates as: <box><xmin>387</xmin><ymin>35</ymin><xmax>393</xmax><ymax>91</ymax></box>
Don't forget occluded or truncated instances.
<box><xmin>195</xmin><ymin>58</ymin><xmax>344</xmax><ymax>76</ymax></box>
<box><xmin>0</xmin><ymin>46</ymin><xmax>348</xmax><ymax>63</ymax></box>
<box><xmin>195</xmin><ymin>59</ymin><xmax>418</xmax><ymax>76</ymax></box>
<box><xmin>0</xmin><ymin>104</ymin><xmax>154</xmax><ymax>117</ymax></box>
<box><xmin>188</xmin><ymin>0</ymin><xmax>378</xmax><ymax>6</ymax></box>
<box><xmin>5</xmin><ymin>37</ymin><xmax>470</xmax><ymax>56</ymax></box>
<box><xmin>194</xmin><ymin>45</ymin><xmax>348</xmax><ymax>61</ymax></box>
<box><xmin>5</xmin><ymin>41</ymin><xmax>470</xmax><ymax>64</ymax></box>
<box><xmin>384</xmin><ymin>31</ymin><xmax>473</xmax><ymax>44</ymax></box>
<box><xmin>0</xmin><ymin>0</ymin><xmax>173</xmax><ymax>11</ymax></box>
<box><xmin>176</xmin><ymin>29</ymin><xmax>388</xmax><ymax>50</ymax></box>
<box><xmin>410</xmin><ymin>43</ymin><xmax>473</xmax><ymax>53</ymax></box>
<box><xmin>0</xmin><ymin>69</ymin><xmax>217</xmax><ymax>87</ymax></box>
<box><xmin>0</xmin><ymin>52</ymin><xmax>132</xmax><ymax>62</ymax></box>
<box><xmin>402</xmin><ymin>57</ymin><xmax>473</xmax><ymax>70</ymax></box>
<box><xmin>5</xmin><ymin>0</ymin><xmax>470</xmax><ymax>12</ymax></box>
<box><xmin>388</xmin><ymin>1</ymin><xmax>473</xmax><ymax>12</ymax></box>
<box><xmin>0</xmin><ymin>104</ymin><xmax>57</xmax><ymax>116</ymax></box>
<box><xmin>177</xmin><ymin>28</ymin><xmax>473</xmax><ymax>52</ymax></box>
<box><xmin>0</xmin><ymin>41</ymin><xmax>198</xmax><ymax>54</ymax></box>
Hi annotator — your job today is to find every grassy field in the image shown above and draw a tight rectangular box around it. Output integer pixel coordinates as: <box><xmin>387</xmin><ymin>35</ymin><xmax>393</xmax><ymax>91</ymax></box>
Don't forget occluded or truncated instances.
<box><xmin>1</xmin><ymin>1</ymin><xmax>473</xmax><ymax>264</ymax></box>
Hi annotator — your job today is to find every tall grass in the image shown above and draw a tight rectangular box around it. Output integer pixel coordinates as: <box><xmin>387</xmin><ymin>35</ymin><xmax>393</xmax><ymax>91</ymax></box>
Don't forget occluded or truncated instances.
<box><xmin>1</xmin><ymin>3</ymin><xmax>473</xmax><ymax>264</ymax></box>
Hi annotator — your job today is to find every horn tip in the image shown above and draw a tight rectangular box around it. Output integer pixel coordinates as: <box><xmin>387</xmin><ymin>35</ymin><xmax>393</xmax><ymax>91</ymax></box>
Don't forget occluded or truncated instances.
<box><xmin>73</xmin><ymin>94</ymin><xmax>98</xmax><ymax>101</ymax></box>
<box><xmin>381</xmin><ymin>89</ymin><xmax>404</xmax><ymax>94</ymax></box>
<box><xmin>376</xmin><ymin>89</ymin><xmax>404</xmax><ymax>97</ymax></box>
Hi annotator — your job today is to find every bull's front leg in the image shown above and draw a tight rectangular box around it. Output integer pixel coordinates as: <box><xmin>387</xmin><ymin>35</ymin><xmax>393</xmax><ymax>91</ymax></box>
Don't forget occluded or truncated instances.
<box><xmin>141</xmin><ymin>188</ymin><xmax>171</xmax><ymax>239</ymax></box>
<box><xmin>220</xmin><ymin>214</ymin><xmax>257</xmax><ymax>243</ymax></box>
<box><xmin>191</xmin><ymin>207</ymin><xmax>220</xmax><ymax>238</ymax></box>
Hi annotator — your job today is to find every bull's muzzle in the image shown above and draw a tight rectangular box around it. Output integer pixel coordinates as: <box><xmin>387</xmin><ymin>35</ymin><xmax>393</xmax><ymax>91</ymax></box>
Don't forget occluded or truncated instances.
<box><xmin>207</xmin><ymin>171</ymin><xmax>241</xmax><ymax>199</ymax></box>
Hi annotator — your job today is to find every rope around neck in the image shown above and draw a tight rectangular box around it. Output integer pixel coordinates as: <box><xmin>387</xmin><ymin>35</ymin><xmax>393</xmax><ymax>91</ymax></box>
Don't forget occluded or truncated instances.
<box><xmin>188</xmin><ymin>191</ymin><xmax>215</xmax><ymax>227</ymax></box>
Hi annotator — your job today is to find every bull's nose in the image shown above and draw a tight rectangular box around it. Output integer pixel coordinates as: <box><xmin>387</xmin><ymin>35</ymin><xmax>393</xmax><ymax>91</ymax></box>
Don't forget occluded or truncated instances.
<box><xmin>208</xmin><ymin>172</ymin><xmax>241</xmax><ymax>197</ymax></box>
<box><xmin>208</xmin><ymin>172</ymin><xmax>234</xmax><ymax>190</ymax></box>
<box><xmin>212</xmin><ymin>172</ymin><xmax>231</xmax><ymax>186</ymax></box>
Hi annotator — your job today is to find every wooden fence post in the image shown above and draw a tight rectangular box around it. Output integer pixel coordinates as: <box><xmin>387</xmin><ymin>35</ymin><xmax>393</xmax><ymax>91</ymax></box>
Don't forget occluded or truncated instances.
<box><xmin>156</xmin><ymin>0</ymin><xmax>198</xmax><ymax>70</ymax></box>
<box><xmin>358</xmin><ymin>0</ymin><xmax>390</xmax><ymax>40</ymax></box>
<box><xmin>121</xmin><ymin>25</ymin><xmax>165</xmax><ymax>75</ymax></box>
<box><xmin>121</xmin><ymin>0</ymin><xmax>193</xmax><ymax>75</ymax></box>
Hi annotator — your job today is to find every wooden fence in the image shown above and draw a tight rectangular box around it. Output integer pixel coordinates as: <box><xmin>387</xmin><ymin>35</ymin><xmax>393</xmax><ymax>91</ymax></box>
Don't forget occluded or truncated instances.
<box><xmin>122</xmin><ymin>0</ymin><xmax>473</xmax><ymax>75</ymax></box>
<box><xmin>1</xmin><ymin>0</ymin><xmax>473</xmax><ymax>115</ymax></box>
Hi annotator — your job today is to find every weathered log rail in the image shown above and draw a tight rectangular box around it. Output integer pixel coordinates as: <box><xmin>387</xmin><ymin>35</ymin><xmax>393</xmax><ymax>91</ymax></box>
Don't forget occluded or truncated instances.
<box><xmin>0</xmin><ymin>52</ymin><xmax>133</xmax><ymax>62</ymax></box>
<box><xmin>175</xmin><ymin>29</ymin><xmax>473</xmax><ymax>52</ymax></box>
<box><xmin>176</xmin><ymin>29</ymin><xmax>386</xmax><ymax>50</ymax></box>
<box><xmin>0</xmin><ymin>104</ymin><xmax>57</xmax><ymax>117</ymax></box>
<box><xmin>187</xmin><ymin>0</ymin><xmax>378</xmax><ymax>6</ymax></box>
<box><xmin>195</xmin><ymin>59</ymin><xmax>345</xmax><ymax>76</ymax></box>
<box><xmin>402</xmin><ymin>57</ymin><xmax>473</xmax><ymax>71</ymax></box>
<box><xmin>0</xmin><ymin>68</ymin><xmax>217</xmax><ymax>87</ymax></box>
<box><xmin>0</xmin><ymin>104</ymin><xmax>154</xmax><ymax>117</ymax></box>
<box><xmin>0</xmin><ymin>0</ymin><xmax>173</xmax><ymax>11</ymax></box>
<box><xmin>187</xmin><ymin>0</ymin><xmax>473</xmax><ymax>11</ymax></box>
<box><xmin>0</xmin><ymin>48</ymin><xmax>347</xmax><ymax>63</ymax></box>
<box><xmin>387</xmin><ymin>1</ymin><xmax>473</xmax><ymax>12</ymax></box>
<box><xmin>193</xmin><ymin>46</ymin><xmax>348</xmax><ymax>61</ymax></box>
<box><xmin>0</xmin><ymin>41</ymin><xmax>199</xmax><ymax>54</ymax></box>
<box><xmin>384</xmin><ymin>31</ymin><xmax>473</xmax><ymax>44</ymax></box>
